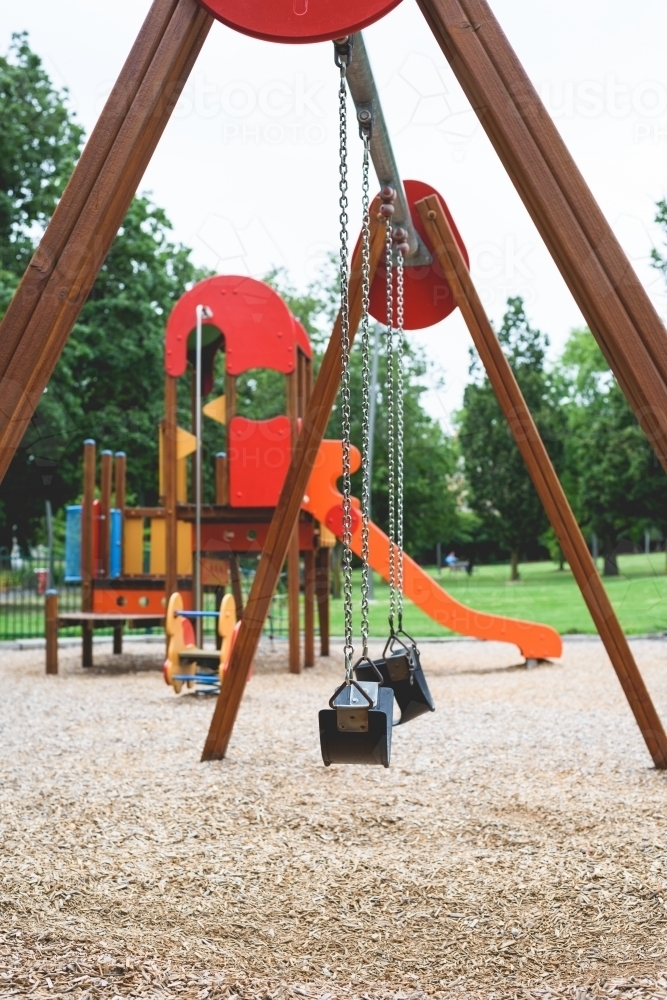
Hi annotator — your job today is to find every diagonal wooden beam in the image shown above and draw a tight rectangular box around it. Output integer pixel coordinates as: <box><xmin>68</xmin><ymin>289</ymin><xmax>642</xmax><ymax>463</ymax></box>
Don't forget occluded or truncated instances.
<box><xmin>417</xmin><ymin>194</ymin><xmax>667</xmax><ymax>769</ymax></box>
<box><xmin>416</xmin><ymin>0</ymin><xmax>667</xmax><ymax>473</ymax></box>
<box><xmin>0</xmin><ymin>0</ymin><xmax>212</xmax><ymax>481</ymax></box>
<box><xmin>201</xmin><ymin>213</ymin><xmax>386</xmax><ymax>761</ymax></box>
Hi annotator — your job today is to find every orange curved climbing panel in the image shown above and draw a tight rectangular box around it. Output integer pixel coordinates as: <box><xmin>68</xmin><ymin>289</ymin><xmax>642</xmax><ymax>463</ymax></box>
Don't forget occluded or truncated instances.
<box><xmin>303</xmin><ymin>440</ymin><xmax>562</xmax><ymax>660</ymax></box>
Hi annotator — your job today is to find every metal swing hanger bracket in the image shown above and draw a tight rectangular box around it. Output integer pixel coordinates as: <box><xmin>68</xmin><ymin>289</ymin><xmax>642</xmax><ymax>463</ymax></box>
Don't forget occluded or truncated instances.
<box><xmin>334</xmin><ymin>32</ymin><xmax>433</xmax><ymax>268</ymax></box>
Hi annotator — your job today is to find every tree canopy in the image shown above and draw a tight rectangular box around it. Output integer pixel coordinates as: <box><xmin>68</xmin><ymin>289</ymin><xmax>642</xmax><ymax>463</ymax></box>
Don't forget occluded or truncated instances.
<box><xmin>456</xmin><ymin>297</ymin><xmax>565</xmax><ymax>579</ymax></box>
<box><xmin>555</xmin><ymin>327</ymin><xmax>667</xmax><ymax>575</ymax></box>
<box><xmin>0</xmin><ymin>33</ymin><xmax>83</xmax><ymax>283</ymax></box>
<box><xmin>0</xmin><ymin>35</ymin><xmax>203</xmax><ymax>545</ymax></box>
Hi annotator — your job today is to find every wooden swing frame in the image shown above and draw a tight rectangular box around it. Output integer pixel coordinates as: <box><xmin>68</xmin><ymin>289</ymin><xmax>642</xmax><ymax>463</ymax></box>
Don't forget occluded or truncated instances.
<box><xmin>1</xmin><ymin>0</ymin><xmax>666</xmax><ymax>767</ymax></box>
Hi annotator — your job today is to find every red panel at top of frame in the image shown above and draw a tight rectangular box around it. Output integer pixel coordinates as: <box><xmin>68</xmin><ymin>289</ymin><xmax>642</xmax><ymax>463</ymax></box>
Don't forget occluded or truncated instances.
<box><xmin>197</xmin><ymin>0</ymin><xmax>403</xmax><ymax>44</ymax></box>
<box><xmin>367</xmin><ymin>180</ymin><xmax>470</xmax><ymax>331</ymax></box>
<box><xmin>165</xmin><ymin>275</ymin><xmax>303</xmax><ymax>378</ymax></box>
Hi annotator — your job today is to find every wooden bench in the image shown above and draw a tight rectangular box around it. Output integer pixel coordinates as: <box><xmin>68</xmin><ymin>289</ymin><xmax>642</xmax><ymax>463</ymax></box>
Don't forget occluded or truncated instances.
<box><xmin>45</xmin><ymin>591</ymin><xmax>163</xmax><ymax>673</ymax></box>
<box><xmin>446</xmin><ymin>560</ymin><xmax>470</xmax><ymax>573</ymax></box>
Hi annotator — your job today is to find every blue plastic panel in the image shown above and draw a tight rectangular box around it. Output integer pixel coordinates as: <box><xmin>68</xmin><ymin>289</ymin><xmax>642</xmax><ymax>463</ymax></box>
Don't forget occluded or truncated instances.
<box><xmin>65</xmin><ymin>505</ymin><xmax>82</xmax><ymax>582</ymax></box>
<box><xmin>109</xmin><ymin>509</ymin><xmax>122</xmax><ymax>579</ymax></box>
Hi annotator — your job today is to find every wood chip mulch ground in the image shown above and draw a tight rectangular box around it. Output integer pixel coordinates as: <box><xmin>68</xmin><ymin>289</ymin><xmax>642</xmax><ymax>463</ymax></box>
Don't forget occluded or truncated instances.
<box><xmin>1</xmin><ymin>635</ymin><xmax>667</xmax><ymax>999</ymax></box>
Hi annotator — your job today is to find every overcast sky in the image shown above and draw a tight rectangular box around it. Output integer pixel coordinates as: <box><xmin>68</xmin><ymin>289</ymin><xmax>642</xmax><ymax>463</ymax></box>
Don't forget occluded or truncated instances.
<box><xmin>4</xmin><ymin>0</ymin><xmax>667</xmax><ymax>428</ymax></box>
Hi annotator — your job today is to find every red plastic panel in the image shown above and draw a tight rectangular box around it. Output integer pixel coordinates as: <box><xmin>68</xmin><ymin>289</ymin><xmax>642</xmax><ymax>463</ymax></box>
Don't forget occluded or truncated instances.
<box><xmin>367</xmin><ymin>180</ymin><xmax>469</xmax><ymax>331</ymax></box>
<box><xmin>165</xmin><ymin>275</ymin><xmax>299</xmax><ymax>379</ymax></box>
<box><xmin>92</xmin><ymin>587</ymin><xmax>190</xmax><ymax>615</ymax></box>
<box><xmin>197</xmin><ymin>0</ymin><xmax>402</xmax><ymax>44</ymax></box>
<box><xmin>228</xmin><ymin>415</ymin><xmax>292</xmax><ymax>507</ymax></box>
<box><xmin>325</xmin><ymin>502</ymin><xmax>361</xmax><ymax>538</ymax></box>
<box><xmin>200</xmin><ymin>520</ymin><xmax>315</xmax><ymax>552</ymax></box>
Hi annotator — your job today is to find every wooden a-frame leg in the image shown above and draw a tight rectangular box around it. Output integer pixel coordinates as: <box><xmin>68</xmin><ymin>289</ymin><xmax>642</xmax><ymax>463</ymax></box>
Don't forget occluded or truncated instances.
<box><xmin>304</xmin><ymin>549</ymin><xmax>316</xmax><ymax>668</ymax></box>
<box><xmin>201</xmin><ymin>213</ymin><xmax>386</xmax><ymax>761</ymax></box>
<box><xmin>288</xmin><ymin>529</ymin><xmax>301</xmax><ymax>674</ymax></box>
<box><xmin>113</xmin><ymin>625</ymin><xmax>123</xmax><ymax>655</ymax></box>
<box><xmin>82</xmin><ymin>623</ymin><xmax>94</xmax><ymax>669</ymax></box>
<box><xmin>416</xmin><ymin>0</ymin><xmax>667</xmax><ymax>472</ymax></box>
<box><xmin>417</xmin><ymin>194</ymin><xmax>667</xmax><ymax>770</ymax></box>
<box><xmin>229</xmin><ymin>553</ymin><xmax>244</xmax><ymax>620</ymax></box>
<box><xmin>45</xmin><ymin>590</ymin><xmax>59</xmax><ymax>675</ymax></box>
<box><xmin>315</xmin><ymin>548</ymin><xmax>331</xmax><ymax>658</ymax></box>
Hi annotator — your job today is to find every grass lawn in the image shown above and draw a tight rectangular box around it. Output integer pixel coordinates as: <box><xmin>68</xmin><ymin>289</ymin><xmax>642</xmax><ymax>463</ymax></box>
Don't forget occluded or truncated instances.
<box><xmin>326</xmin><ymin>552</ymin><xmax>667</xmax><ymax>638</ymax></box>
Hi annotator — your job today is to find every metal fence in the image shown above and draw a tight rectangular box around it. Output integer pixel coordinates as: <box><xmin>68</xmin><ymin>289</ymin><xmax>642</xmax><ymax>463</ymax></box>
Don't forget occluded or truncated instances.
<box><xmin>0</xmin><ymin>551</ymin><xmax>79</xmax><ymax>641</ymax></box>
<box><xmin>0</xmin><ymin>549</ymin><xmax>289</xmax><ymax>643</ymax></box>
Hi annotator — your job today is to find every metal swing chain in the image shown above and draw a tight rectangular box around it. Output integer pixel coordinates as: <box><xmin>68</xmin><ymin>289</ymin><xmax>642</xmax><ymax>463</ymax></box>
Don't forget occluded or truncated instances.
<box><xmin>336</xmin><ymin>51</ymin><xmax>354</xmax><ymax>681</ymax></box>
<box><xmin>385</xmin><ymin>218</ymin><xmax>397</xmax><ymax>633</ymax></box>
<box><xmin>359</xmin><ymin>134</ymin><xmax>372</xmax><ymax>660</ymax></box>
<box><xmin>396</xmin><ymin>248</ymin><xmax>406</xmax><ymax>630</ymax></box>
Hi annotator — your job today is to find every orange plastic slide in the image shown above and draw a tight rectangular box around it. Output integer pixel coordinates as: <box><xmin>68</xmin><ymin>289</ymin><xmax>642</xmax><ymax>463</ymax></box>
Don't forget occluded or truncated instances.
<box><xmin>303</xmin><ymin>440</ymin><xmax>562</xmax><ymax>660</ymax></box>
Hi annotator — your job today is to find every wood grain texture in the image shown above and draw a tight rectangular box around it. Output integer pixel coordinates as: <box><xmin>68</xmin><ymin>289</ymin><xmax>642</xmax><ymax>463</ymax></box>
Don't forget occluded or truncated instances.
<box><xmin>315</xmin><ymin>547</ymin><xmax>330</xmax><ymax>657</ymax></box>
<box><xmin>417</xmin><ymin>193</ymin><xmax>667</xmax><ymax>769</ymax></box>
<box><xmin>288</xmin><ymin>532</ymin><xmax>301</xmax><ymax>673</ymax></box>
<box><xmin>215</xmin><ymin>453</ymin><xmax>228</xmax><ymax>506</ymax></box>
<box><xmin>113</xmin><ymin>625</ymin><xmax>124</xmax><ymax>655</ymax></box>
<box><xmin>202</xmin><ymin>214</ymin><xmax>386</xmax><ymax>761</ymax></box>
<box><xmin>45</xmin><ymin>591</ymin><xmax>58</xmax><ymax>675</ymax></box>
<box><xmin>304</xmin><ymin>549</ymin><xmax>316</xmax><ymax>668</ymax></box>
<box><xmin>0</xmin><ymin>0</ymin><xmax>212</xmax><ymax>481</ymax></box>
<box><xmin>82</xmin><ymin>623</ymin><xmax>93</xmax><ymax>669</ymax></box>
<box><xmin>416</xmin><ymin>0</ymin><xmax>667</xmax><ymax>471</ymax></box>
<box><xmin>229</xmin><ymin>553</ymin><xmax>244</xmax><ymax>620</ymax></box>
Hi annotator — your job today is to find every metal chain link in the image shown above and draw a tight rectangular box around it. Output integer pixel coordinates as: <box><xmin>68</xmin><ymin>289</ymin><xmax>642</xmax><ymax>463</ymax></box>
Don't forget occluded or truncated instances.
<box><xmin>396</xmin><ymin>249</ymin><xmax>405</xmax><ymax>629</ymax></box>
<box><xmin>385</xmin><ymin>219</ymin><xmax>397</xmax><ymax>632</ymax></box>
<box><xmin>359</xmin><ymin>136</ymin><xmax>372</xmax><ymax>658</ymax></box>
<box><xmin>337</xmin><ymin>60</ymin><xmax>354</xmax><ymax>681</ymax></box>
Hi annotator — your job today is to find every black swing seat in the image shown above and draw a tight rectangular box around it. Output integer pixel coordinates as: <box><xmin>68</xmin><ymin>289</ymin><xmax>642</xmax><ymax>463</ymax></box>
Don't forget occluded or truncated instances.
<box><xmin>356</xmin><ymin>645</ymin><xmax>435</xmax><ymax>726</ymax></box>
<box><xmin>319</xmin><ymin>681</ymin><xmax>393</xmax><ymax>767</ymax></box>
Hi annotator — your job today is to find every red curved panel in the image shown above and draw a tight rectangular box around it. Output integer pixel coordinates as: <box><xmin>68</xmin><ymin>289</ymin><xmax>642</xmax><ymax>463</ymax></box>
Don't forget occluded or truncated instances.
<box><xmin>366</xmin><ymin>180</ymin><xmax>469</xmax><ymax>331</ymax></box>
<box><xmin>228</xmin><ymin>415</ymin><xmax>292</xmax><ymax>507</ymax></box>
<box><xmin>197</xmin><ymin>0</ymin><xmax>402</xmax><ymax>44</ymax></box>
<box><xmin>165</xmin><ymin>275</ymin><xmax>298</xmax><ymax>378</ymax></box>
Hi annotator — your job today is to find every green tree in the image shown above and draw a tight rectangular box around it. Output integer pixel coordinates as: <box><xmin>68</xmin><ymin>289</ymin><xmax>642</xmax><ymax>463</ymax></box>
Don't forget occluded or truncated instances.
<box><xmin>457</xmin><ymin>297</ymin><xmax>564</xmax><ymax>580</ymax></box>
<box><xmin>2</xmin><ymin>196</ymin><xmax>203</xmax><ymax>545</ymax></box>
<box><xmin>0</xmin><ymin>33</ymin><xmax>83</xmax><ymax>280</ymax></box>
<box><xmin>557</xmin><ymin>327</ymin><xmax>667</xmax><ymax>575</ymax></box>
<box><xmin>0</xmin><ymin>33</ymin><xmax>205</xmax><ymax>546</ymax></box>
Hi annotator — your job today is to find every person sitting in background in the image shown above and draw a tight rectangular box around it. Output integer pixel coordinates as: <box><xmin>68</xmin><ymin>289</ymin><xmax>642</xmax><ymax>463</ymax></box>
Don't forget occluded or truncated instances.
<box><xmin>445</xmin><ymin>550</ymin><xmax>457</xmax><ymax>567</ymax></box>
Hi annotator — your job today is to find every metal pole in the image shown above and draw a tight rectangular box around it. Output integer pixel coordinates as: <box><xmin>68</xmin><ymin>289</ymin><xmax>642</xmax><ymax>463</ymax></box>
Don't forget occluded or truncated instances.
<box><xmin>45</xmin><ymin>500</ymin><xmax>54</xmax><ymax>591</ymax></box>
<box><xmin>342</xmin><ymin>32</ymin><xmax>432</xmax><ymax>266</ymax></box>
<box><xmin>194</xmin><ymin>304</ymin><xmax>213</xmax><ymax>646</ymax></box>
<box><xmin>366</xmin><ymin>324</ymin><xmax>381</xmax><ymax>600</ymax></box>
